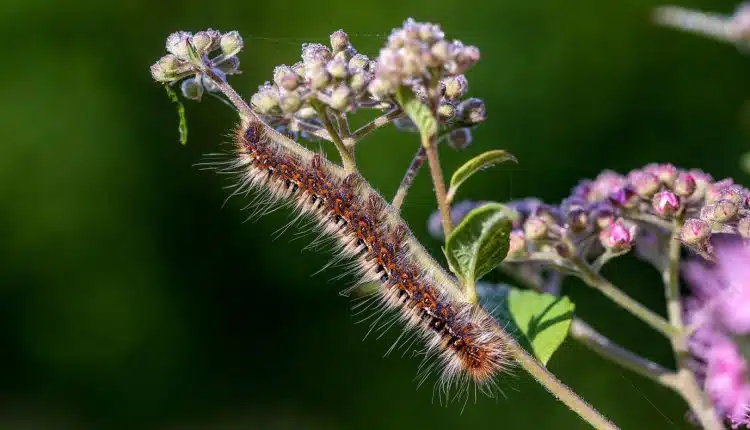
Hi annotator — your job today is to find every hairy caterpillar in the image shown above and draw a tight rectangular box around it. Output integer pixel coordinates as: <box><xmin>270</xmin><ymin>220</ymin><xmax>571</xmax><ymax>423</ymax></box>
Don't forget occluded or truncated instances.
<box><xmin>217</xmin><ymin>117</ymin><xmax>511</xmax><ymax>400</ymax></box>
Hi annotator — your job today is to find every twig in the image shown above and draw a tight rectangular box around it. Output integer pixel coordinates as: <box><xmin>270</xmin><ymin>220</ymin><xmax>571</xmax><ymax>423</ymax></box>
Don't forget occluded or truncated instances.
<box><xmin>343</xmin><ymin>108</ymin><xmax>404</xmax><ymax>147</ymax></box>
<box><xmin>310</xmin><ymin>100</ymin><xmax>357</xmax><ymax>171</ymax></box>
<box><xmin>570</xmin><ymin>320</ymin><xmax>678</xmax><ymax>386</ymax></box>
<box><xmin>499</xmin><ymin>328</ymin><xmax>619</xmax><ymax>430</ymax></box>
<box><xmin>392</xmin><ymin>146</ymin><xmax>426</xmax><ymax>211</ymax></box>
<box><xmin>663</xmin><ymin>219</ymin><xmax>724</xmax><ymax>430</ymax></box>
<box><xmin>335</xmin><ymin>111</ymin><xmax>351</xmax><ymax>139</ymax></box>
<box><xmin>570</xmin><ymin>255</ymin><xmax>677</xmax><ymax>338</ymax></box>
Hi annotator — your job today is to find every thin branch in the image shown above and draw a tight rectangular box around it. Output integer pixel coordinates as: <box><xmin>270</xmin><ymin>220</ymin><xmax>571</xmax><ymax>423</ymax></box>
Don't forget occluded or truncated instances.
<box><xmin>664</xmin><ymin>219</ymin><xmax>725</xmax><ymax>430</ymax></box>
<box><xmin>335</xmin><ymin>111</ymin><xmax>351</xmax><ymax>139</ymax></box>
<box><xmin>202</xmin><ymin>68</ymin><xmax>258</xmax><ymax>122</ymax></box>
<box><xmin>421</xmin><ymin>75</ymin><xmax>453</xmax><ymax>240</ymax></box>
<box><xmin>290</xmin><ymin>119</ymin><xmax>333</xmax><ymax>141</ymax></box>
<box><xmin>343</xmin><ymin>108</ymin><xmax>404</xmax><ymax>147</ymax></box>
<box><xmin>570</xmin><ymin>320</ymin><xmax>678</xmax><ymax>387</ymax></box>
<box><xmin>424</xmin><ymin>135</ymin><xmax>453</xmax><ymax>235</ymax></box>
<box><xmin>570</xmin><ymin>255</ymin><xmax>678</xmax><ymax>338</ymax></box>
<box><xmin>310</xmin><ymin>100</ymin><xmax>357</xmax><ymax>172</ymax></box>
<box><xmin>392</xmin><ymin>146</ymin><xmax>426</xmax><ymax>212</ymax></box>
<box><xmin>498</xmin><ymin>328</ymin><xmax>619</xmax><ymax>430</ymax></box>
<box><xmin>626</xmin><ymin>212</ymin><xmax>674</xmax><ymax>232</ymax></box>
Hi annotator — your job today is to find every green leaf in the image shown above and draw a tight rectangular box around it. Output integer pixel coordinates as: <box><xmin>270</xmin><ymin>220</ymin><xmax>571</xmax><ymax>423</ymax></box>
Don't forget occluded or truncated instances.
<box><xmin>447</xmin><ymin>150</ymin><xmax>517</xmax><ymax>202</ymax></box>
<box><xmin>164</xmin><ymin>85</ymin><xmax>188</xmax><ymax>145</ymax></box>
<box><xmin>507</xmin><ymin>289</ymin><xmax>575</xmax><ymax>365</ymax></box>
<box><xmin>444</xmin><ymin>203</ymin><xmax>512</xmax><ymax>285</ymax></box>
<box><xmin>394</xmin><ymin>86</ymin><xmax>437</xmax><ymax>142</ymax></box>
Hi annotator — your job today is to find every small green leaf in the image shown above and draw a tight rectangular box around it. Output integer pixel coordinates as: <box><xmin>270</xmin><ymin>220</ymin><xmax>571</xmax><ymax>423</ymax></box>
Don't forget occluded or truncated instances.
<box><xmin>445</xmin><ymin>203</ymin><xmax>512</xmax><ymax>285</ymax></box>
<box><xmin>508</xmin><ymin>289</ymin><xmax>575</xmax><ymax>365</ymax></box>
<box><xmin>447</xmin><ymin>150</ymin><xmax>517</xmax><ymax>202</ymax></box>
<box><xmin>395</xmin><ymin>86</ymin><xmax>437</xmax><ymax>142</ymax></box>
<box><xmin>165</xmin><ymin>85</ymin><xmax>188</xmax><ymax>145</ymax></box>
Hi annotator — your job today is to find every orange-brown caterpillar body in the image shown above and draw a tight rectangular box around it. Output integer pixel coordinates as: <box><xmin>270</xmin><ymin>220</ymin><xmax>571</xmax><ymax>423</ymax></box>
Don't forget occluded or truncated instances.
<box><xmin>225</xmin><ymin>121</ymin><xmax>510</xmax><ymax>399</ymax></box>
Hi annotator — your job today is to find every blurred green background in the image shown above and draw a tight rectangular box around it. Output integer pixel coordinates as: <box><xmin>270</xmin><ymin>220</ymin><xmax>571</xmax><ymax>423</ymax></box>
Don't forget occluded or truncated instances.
<box><xmin>1</xmin><ymin>0</ymin><xmax>749</xmax><ymax>428</ymax></box>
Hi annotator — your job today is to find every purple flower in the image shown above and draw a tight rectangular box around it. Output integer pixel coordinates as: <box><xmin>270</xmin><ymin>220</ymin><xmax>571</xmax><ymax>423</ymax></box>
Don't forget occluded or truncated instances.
<box><xmin>684</xmin><ymin>237</ymin><xmax>750</xmax><ymax>427</ymax></box>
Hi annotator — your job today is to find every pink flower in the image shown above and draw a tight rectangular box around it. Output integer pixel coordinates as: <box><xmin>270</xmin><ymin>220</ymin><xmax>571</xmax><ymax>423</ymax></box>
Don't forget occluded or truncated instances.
<box><xmin>684</xmin><ymin>237</ymin><xmax>750</xmax><ymax>427</ymax></box>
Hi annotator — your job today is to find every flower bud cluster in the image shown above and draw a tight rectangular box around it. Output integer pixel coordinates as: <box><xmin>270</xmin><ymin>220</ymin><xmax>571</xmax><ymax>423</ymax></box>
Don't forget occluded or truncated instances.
<box><xmin>253</xmin><ymin>30</ymin><xmax>375</xmax><ymax>116</ymax></box>
<box><xmin>150</xmin><ymin>30</ymin><xmax>244</xmax><ymax>100</ymax></box>
<box><xmin>369</xmin><ymin>18</ymin><xmax>480</xmax><ymax>98</ymax></box>
<box><xmin>430</xmin><ymin>163</ymin><xmax>748</xmax><ymax>269</ymax></box>
<box><xmin>248</xmin><ymin>21</ymin><xmax>486</xmax><ymax>145</ymax></box>
<box><xmin>375</xmin><ymin>19</ymin><xmax>485</xmax><ymax>149</ymax></box>
<box><xmin>571</xmin><ymin>164</ymin><xmax>749</xmax><ymax>256</ymax></box>
<box><xmin>429</xmin><ymin>197</ymin><xmax>638</xmax><ymax>263</ymax></box>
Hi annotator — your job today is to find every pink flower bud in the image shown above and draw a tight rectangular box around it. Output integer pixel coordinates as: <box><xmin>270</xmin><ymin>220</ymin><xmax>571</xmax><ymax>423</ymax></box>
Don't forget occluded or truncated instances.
<box><xmin>713</xmin><ymin>200</ymin><xmax>739</xmax><ymax>223</ymax></box>
<box><xmin>706</xmin><ymin>179</ymin><xmax>734</xmax><ymax>204</ymax></box>
<box><xmin>591</xmin><ymin>204</ymin><xmax>615</xmax><ymax>229</ymax></box>
<box><xmin>599</xmin><ymin>220</ymin><xmax>634</xmax><ymax>251</ymax></box>
<box><xmin>630</xmin><ymin>171</ymin><xmax>660</xmax><ymax>198</ymax></box>
<box><xmin>645</xmin><ymin>163</ymin><xmax>678</xmax><ymax>186</ymax></box>
<box><xmin>609</xmin><ymin>186</ymin><xmax>638</xmax><ymax>208</ymax></box>
<box><xmin>673</xmin><ymin>173</ymin><xmax>697</xmax><ymax>197</ymax></box>
<box><xmin>680</xmin><ymin>219</ymin><xmax>711</xmax><ymax>245</ymax></box>
<box><xmin>652</xmin><ymin>191</ymin><xmax>681</xmax><ymax>217</ymax></box>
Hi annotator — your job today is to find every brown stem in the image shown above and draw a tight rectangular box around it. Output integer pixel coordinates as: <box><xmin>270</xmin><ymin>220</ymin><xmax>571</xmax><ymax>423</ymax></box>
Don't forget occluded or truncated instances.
<box><xmin>570</xmin><ymin>320</ymin><xmax>678</xmax><ymax>386</ymax></box>
<box><xmin>570</xmin><ymin>255</ymin><xmax>677</xmax><ymax>338</ymax></box>
<box><xmin>424</xmin><ymin>135</ymin><xmax>453</xmax><ymax>236</ymax></box>
<box><xmin>343</xmin><ymin>109</ymin><xmax>404</xmax><ymax>148</ymax></box>
<box><xmin>498</xmin><ymin>328</ymin><xmax>619</xmax><ymax>430</ymax></box>
<box><xmin>392</xmin><ymin>146</ymin><xmax>427</xmax><ymax>211</ymax></box>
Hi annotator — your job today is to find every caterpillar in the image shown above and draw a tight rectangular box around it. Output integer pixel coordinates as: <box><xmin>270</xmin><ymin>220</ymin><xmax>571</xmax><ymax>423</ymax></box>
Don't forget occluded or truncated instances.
<box><xmin>217</xmin><ymin>117</ymin><xmax>511</xmax><ymax>401</ymax></box>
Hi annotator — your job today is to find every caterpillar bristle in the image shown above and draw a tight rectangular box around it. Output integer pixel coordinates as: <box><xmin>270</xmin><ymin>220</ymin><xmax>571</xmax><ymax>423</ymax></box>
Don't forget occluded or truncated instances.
<box><xmin>213</xmin><ymin>119</ymin><xmax>512</xmax><ymax>404</ymax></box>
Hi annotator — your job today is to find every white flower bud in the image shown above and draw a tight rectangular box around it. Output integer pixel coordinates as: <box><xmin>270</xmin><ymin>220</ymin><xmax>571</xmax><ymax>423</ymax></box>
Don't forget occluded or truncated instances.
<box><xmin>330</xmin><ymin>85</ymin><xmax>352</xmax><ymax>111</ymax></box>
<box><xmin>279</xmin><ymin>91</ymin><xmax>302</xmax><ymax>113</ymax></box>
<box><xmin>326</xmin><ymin>59</ymin><xmax>349</xmax><ymax>79</ymax></box>
<box><xmin>443</xmin><ymin>75</ymin><xmax>468</xmax><ymax>100</ymax></box>
<box><xmin>166</xmin><ymin>31</ymin><xmax>193</xmax><ymax>59</ymax></box>
<box><xmin>330</xmin><ymin>30</ymin><xmax>350</xmax><ymax>53</ymax></box>
<box><xmin>181</xmin><ymin>77</ymin><xmax>203</xmax><ymax>101</ymax></box>
<box><xmin>192</xmin><ymin>29</ymin><xmax>220</xmax><ymax>54</ymax></box>
<box><xmin>220</xmin><ymin>31</ymin><xmax>244</xmax><ymax>56</ymax></box>
<box><xmin>251</xmin><ymin>85</ymin><xmax>280</xmax><ymax>115</ymax></box>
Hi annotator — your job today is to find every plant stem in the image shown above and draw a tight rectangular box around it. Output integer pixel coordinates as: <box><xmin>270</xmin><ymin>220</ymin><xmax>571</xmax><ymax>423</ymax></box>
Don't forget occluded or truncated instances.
<box><xmin>664</xmin><ymin>220</ymin><xmax>725</xmax><ymax>430</ymax></box>
<box><xmin>420</xmin><ymin>76</ymin><xmax>453</xmax><ymax>240</ymax></box>
<box><xmin>392</xmin><ymin>146</ymin><xmax>427</xmax><ymax>211</ymax></box>
<box><xmin>570</xmin><ymin>255</ymin><xmax>677</xmax><ymax>338</ymax></box>
<box><xmin>343</xmin><ymin>109</ymin><xmax>404</xmax><ymax>148</ymax></box>
<box><xmin>202</xmin><ymin>68</ymin><xmax>257</xmax><ymax>122</ymax></box>
<box><xmin>335</xmin><ymin>111</ymin><xmax>351</xmax><ymax>139</ymax></box>
<box><xmin>292</xmin><ymin>119</ymin><xmax>333</xmax><ymax>141</ymax></box>
<box><xmin>310</xmin><ymin>100</ymin><xmax>357</xmax><ymax>172</ymax></box>
<box><xmin>497</xmin><ymin>328</ymin><xmax>619</xmax><ymax>430</ymax></box>
<box><xmin>424</xmin><ymin>134</ymin><xmax>453</xmax><ymax>232</ymax></box>
<box><xmin>570</xmin><ymin>320</ymin><xmax>678</xmax><ymax>386</ymax></box>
